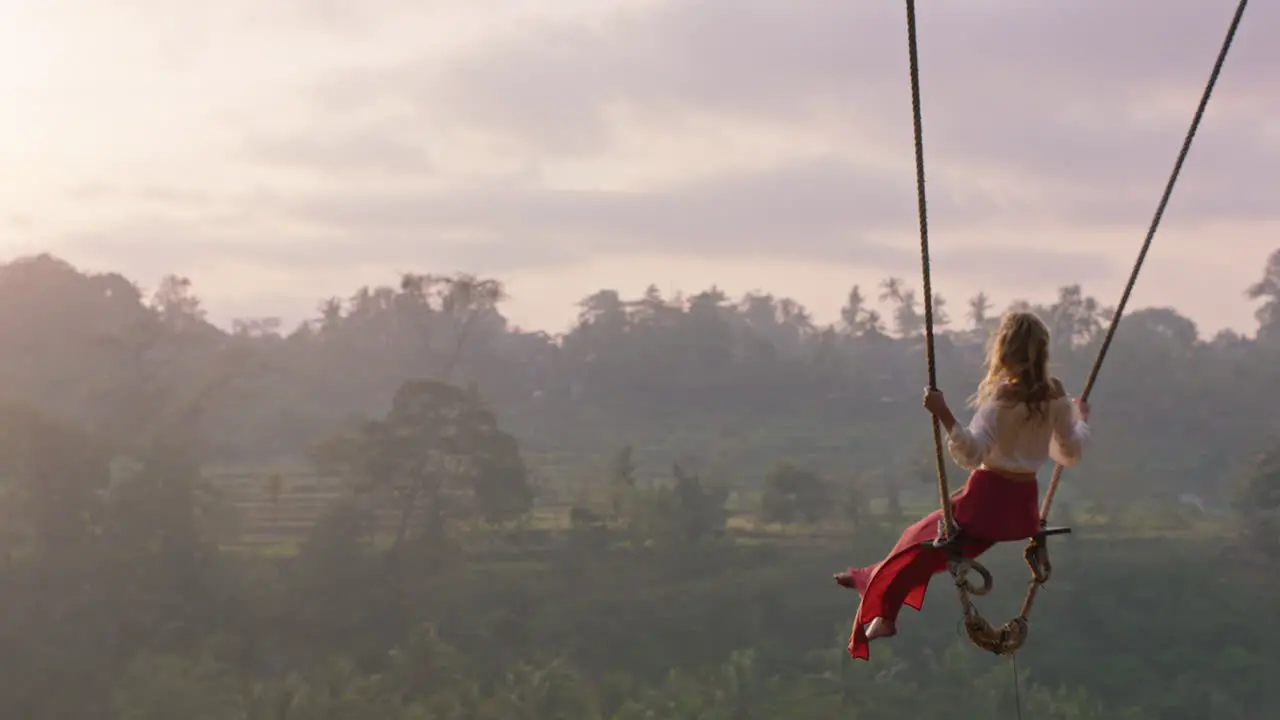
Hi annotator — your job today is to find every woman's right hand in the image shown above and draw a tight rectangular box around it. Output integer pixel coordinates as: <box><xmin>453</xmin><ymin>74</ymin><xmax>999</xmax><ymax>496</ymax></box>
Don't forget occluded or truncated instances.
<box><xmin>923</xmin><ymin>388</ymin><xmax>949</xmax><ymax>417</ymax></box>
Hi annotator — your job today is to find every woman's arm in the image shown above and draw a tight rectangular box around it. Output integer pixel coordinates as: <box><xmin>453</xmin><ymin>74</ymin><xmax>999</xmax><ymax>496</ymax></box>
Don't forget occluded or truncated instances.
<box><xmin>1049</xmin><ymin>396</ymin><xmax>1090</xmax><ymax>467</ymax></box>
<box><xmin>945</xmin><ymin>403</ymin><xmax>995</xmax><ymax>470</ymax></box>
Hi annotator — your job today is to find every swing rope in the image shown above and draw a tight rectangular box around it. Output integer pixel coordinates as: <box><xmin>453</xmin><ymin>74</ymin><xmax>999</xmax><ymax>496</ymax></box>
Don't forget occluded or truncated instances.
<box><xmin>904</xmin><ymin>0</ymin><xmax>955</xmax><ymax>538</ymax></box>
<box><xmin>904</xmin><ymin>0</ymin><xmax>1250</xmax><ymax>657</ymax></box>
<box><xmin>1039</xmin><ymin>0</ymin><xmax>1250</xmax><ymax>524</ymax></box>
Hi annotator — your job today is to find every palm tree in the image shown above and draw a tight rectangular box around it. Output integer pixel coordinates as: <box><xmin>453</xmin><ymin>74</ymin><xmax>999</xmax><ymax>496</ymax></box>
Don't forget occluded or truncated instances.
<box><xmin>862</xmin><ymin>309</ymin><xmax>888</xmax><ymax>337</ymax></box>
<box><xmin>893</xmin><ymin>290</ymin><xmax>923</xmax><ymax>337</ymax></box>
<box><xmin>931</xmin><ymin>292</ymin><xmax>950</xmax><ymax>328</ymax></box>
<box><xmin>1246</xmin><ymin>248</ymin><xmax>1280</xmax><ymax>341</ymax></box>
<box><xmin>967</xmin><ymin>292</ymin><xmax>992</xmax><ymax>331</ymax></box>
<box><xmin>878</xmin><ymin>277</ymin><xmax>904</xmax><ymax>305</ymax></box>
<box><xmin>316</xmin><ymin>297</ymin><xmax>344</xmax><ymax>335</ymax></box>
<box><xmin>841</xmin><ymin>285</ymin><xmax>867</xmax><ymax>335</ymax></box>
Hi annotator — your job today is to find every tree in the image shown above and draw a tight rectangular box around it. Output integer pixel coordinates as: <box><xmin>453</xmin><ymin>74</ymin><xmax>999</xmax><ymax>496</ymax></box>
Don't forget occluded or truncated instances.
<box><xmin>0</xmin><ymin>403</ymin><xmax>110</xmax><ymax>560</ymax></box>
<box><xmin>400</xmin><ymin>272</ymin><xmax>507</xmax><ymax>380</ymax></box>
<box><xmin>105</xmin><ymin>433</ymin><xmax>226</xmax><ymax>573</ymax></box>
<box><xmin>315</xmin><ymin>380</ymin><xmax>532</xmax><ymax>554</ymax></box>
<box><xmin>9</xmin><ymin>252</ymin><xmax>1280</xmax><ymax>718</ymax></box>
<box><xmin>860</xmin><ymin>308</ymin><xmax>888</xmax><ymax>338</ymax></box>
<box><xmin>840</xmin><ymin>285</ymin><xmax>867</xmax><ymax>336</ymax></box>
<box><xmin>609</xmin><ymin>445</ymin><xmax>638</xmax><ymax>519</ymax></box>
<box><xmin>878</xmin><ymin>277</ymin><xmax>904</xmax><ymax>306</ymax></box>
<box><xmin>1246</xmin><ymin>248</ymin><xmax>1280</xmax><ymax>343</ymax></box>
<box><xmin>1048</xmin><ymin>284</ymin><xmax>1103</xmax><ymax>349</ymax></box>
<box><xmin>670</xmin><ymin>463</ymin><xmax>728</xmax><ymax>543</ymax></box>
<box><xmin>230</xmin><ymin>316</ymin><xmax>282</xmax><ymax>338</ymax></box>
<box><xmin>1237</xmin><ymin>437</ymin><xmax>1280</xmax><ymax>554</ymax></box>
<box><xmin>317</xmin><ymin>296</ymin><xmax>345</xmax><ymax>335</ymax></box>
<box><xmin>576</xmin><ymin>289</ymin><xmax>629</xmax><ymax>330</ymax></box>
<box><xmin>150</xmin><ymin>274</ymin><xmax>207</xmax><ymax>333</ymax></box>
<box><xmin>892</xmin><ymin>290</ymin><xmax>924</xmax><ymax>338</ymax></box>
<box><xmin>931</xmin><ymin>292</ymin><xmax>950</xmax><ymax>328</ymax></box>
<box><xmin>760</xmin><ymin>461</ymin><xmax>831</xmax><ymax>525</ymax></box>
<box><xmin>967</xmin><ymin>292</ymin><xmax>992</xmax><ymax>331</ymax></box>
<box><xmin>110</xmin><ymin>653</ymin><xmax>245</xmax><ymax>720</ymax></box>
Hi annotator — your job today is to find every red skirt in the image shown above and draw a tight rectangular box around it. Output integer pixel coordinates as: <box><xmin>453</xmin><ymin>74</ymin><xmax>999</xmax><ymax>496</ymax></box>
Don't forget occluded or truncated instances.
<box><xmin>845</xmin><ymin>469</ymin><xmax>1041</xmax><ymax>661</ymax></box>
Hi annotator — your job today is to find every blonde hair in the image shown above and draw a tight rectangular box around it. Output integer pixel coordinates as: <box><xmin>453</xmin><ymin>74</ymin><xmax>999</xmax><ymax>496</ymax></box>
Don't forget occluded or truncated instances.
<box><xmin>971</xmin><ymin>311</ymin><xmax>1053</xmax><ymax>417</ymax></box>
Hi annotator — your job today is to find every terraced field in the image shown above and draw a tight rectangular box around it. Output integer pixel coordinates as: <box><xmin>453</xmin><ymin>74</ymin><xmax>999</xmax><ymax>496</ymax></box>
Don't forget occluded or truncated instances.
<box><xmin>208</xmin><ymin>466</ymin><xmax>1228</xmax><ymax>552</ymax></box>
<box><xmin>207</xmin><ymin>467</ymin><xmax>589</xmax><ymax>547</ymax></box>
<box><xmin>208</xmin><ymin>470</ymin><xmax>348</xmax><ymax>545</ymax></box>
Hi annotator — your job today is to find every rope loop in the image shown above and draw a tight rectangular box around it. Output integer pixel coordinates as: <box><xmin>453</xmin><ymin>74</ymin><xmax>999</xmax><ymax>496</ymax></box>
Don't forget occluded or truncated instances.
<box><xmin>950</xmin><ymin>564</ymin><xmax>1035</xmax><ymax>656</ymax></box>
<box><xmin>948</xmin><ymin>557</ymin><xmax>993</xmax><ymax>597</ymax></box>
<box><xmin>963</xmin><ymin>612</ymin><xmax>1029</xmax><ymax>657</ymax></box>
<box><xmin>946</xmin><ymin>532</ymin><xmax>1056</xmax><ymax>654</ymax></box>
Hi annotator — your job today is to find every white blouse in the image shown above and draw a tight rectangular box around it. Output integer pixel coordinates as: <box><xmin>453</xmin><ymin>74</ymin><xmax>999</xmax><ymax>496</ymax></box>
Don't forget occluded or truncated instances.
<box><xmin>946</xmin><ymin>395</ymin><xmax>1090</xmax><ymax>474</ymax></box>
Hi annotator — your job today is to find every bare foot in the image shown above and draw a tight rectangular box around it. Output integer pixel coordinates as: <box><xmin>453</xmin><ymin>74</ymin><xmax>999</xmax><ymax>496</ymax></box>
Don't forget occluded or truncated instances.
<box><xmin>865</xmin><ymin>618</ymin><xmax>897</xmax><ymax>641</ymax></box>
<box><xmin>833</xmin><ymin>571</ymin><xmax>857</xmax><ymax>591</ymax></box>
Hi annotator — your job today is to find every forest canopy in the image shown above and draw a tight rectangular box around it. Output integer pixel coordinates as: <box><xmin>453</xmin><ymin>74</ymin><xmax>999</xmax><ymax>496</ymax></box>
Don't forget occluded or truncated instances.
<box><xmin>0</xmin><ymin>249</ymin><xmax>1278</xmax><ymax>718</ymax></box>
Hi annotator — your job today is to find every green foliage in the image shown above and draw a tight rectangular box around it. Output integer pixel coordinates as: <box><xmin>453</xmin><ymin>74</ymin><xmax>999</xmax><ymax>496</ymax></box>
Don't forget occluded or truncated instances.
<box><xmin>112</xmin><ymin>653</ymin><xmax>245</xmax><ymax>720</ymax></box>
<box><xmin>314</xmin><ymin>380</ymin><xmax>533</xmax><ymax>551</ymax></box>
<box><xmin>1236</xmin><ymin>436</ymin><xmax>1280</xmax><ymax>553</ymax></box>
<box><xmin>614</xmin><ymin>464</ymin><xmax>729</xmax><ymax>547</ymax></box>
<box><xmin>0</xmin><ymin>252</ymin><xmax>1278</xmax><ymax>716</ymax></box>
<box><xmin>760</xmin><ymin>461</ymin><xmax>831</xmax><ymax>524</ymax></box>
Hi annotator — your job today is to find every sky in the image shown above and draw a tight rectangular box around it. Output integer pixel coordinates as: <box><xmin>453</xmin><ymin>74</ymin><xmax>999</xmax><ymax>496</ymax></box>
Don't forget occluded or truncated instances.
<box><xmin>1</xmin><ymin>0</ymin><xmax>1277</xmax><ymax>336</ymax></box>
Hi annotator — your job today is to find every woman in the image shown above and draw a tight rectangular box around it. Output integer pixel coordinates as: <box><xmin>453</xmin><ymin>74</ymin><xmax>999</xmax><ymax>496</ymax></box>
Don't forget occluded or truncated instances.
<box><xmin>837</xmin><ymin>311</ymin><xmax>1091</xmax><ymax>661</ymax></box>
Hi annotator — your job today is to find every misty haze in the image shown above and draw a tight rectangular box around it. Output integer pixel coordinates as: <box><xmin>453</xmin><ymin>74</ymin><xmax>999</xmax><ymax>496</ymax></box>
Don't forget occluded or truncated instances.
<box><xmin>0</xmin><ymin>0</ymin><xmax>1277</xmax><ymax>718</ymax></box>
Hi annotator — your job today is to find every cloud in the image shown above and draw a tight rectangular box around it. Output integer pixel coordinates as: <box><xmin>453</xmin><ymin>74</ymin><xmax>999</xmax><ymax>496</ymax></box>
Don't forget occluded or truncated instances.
<box><xmin>59</xmin><ymin>158</ymin><xmax>921</xmax><ymax>273</ymax></box>
<box><xmin>37</xmin><ymin>0</ymin><xmax>1277</xmax><ymax>336</ymax></box>
<box><xmin>259</xmin><ymin>155</ymin><xmax>1118</xmax><ymax>281</ymax></box>
<box><xmin>56</xmin><ymin>149</ymin><xmax>1119</xmax><ymax>288</ymax></box>
<box><xmin>151</xmin><ymin>0</ymin><xmax>1271</xmax><ymax>280</ymax></box>
<box><xmin>304</xmin><ymin>0</ymin><xmax>1277</xmax><ymax>221</ymax></box>
<box><xmin>57</xmin><ymin>215</ymin><xmax>1117</xmax><ymax>306</ymax></box>
<box><xmin>245</xmin><ymin>130</ymin><xmax>435</xmax><ymax>177</ymax></box>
